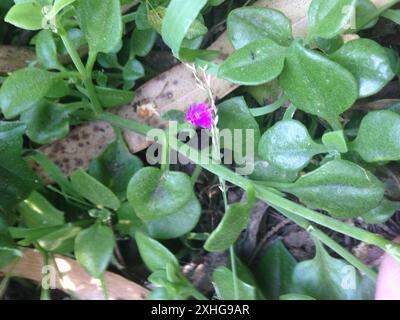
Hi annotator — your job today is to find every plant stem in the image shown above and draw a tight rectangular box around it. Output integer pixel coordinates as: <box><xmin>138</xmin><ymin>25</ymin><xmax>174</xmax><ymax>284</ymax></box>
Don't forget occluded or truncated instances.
<box><xmin>100</xmin><ymin>274</ymin><xmax>109</xmax><ymax>300</ymax></box>
<box><xmin>57</xmin><ymin>24</ymin><xmax>102</xmax><ymax>114</ymax></box>
<box><xmin>191</xmin><ymin>289</ymin><xmax>208</xmax><ymax>300</ymax></box>
<box><xmin>40</xmin><ymin>251</ymin><xmax>50</xmax><ymax>300</ymax></box>
<box><xmin>219</xmin><ymin>178</ymin><xmax>240</xmax><ymax>300</ymax></box>
<box><xmin>276</xmin><ymin>206</ymin><xmax>377</xmax><ymax>280</ymax></box>
<box><xmin>161</xmin><ymin>129</ymin><xmax>170</xmax><ymax>173</ymax></box>
<box><xmin>122</xmin><ymin>12</ymin><xmax>136</xmax><ymax>23</ymax></box>
<box><xmin>250</xmin><ymin>95</ymin><xmax>287</xmax><ymax>117</ymax></box>
<box><xmin>0</xmin><ymin>258</ymin><xmax>20</xmax><ymax>299</ymax></box>
<box><xmin>283</xmin><ymin>104</ymin><xmax>297</xmax><ymax>120</ymax></box>
<box><xmin>191</xmin><ymin>164</ymin><xmax>203</xmax><ymax>186</ymax></box>
<box><xmin>96</xmin><ymin>112</ymin><xmax>400</xmax><ymax>257</ymax></box>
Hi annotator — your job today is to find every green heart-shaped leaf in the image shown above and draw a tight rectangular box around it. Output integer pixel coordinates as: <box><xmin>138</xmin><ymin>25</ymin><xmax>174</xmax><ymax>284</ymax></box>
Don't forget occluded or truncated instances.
<box><xmin>227</xmin><ymin>7</ymin><xmax>293</xmax><ymax>49</ymax></box>
<box><xmin>253</xmin><ymin>240</ymin><xmax>297</xmax><ymax>300</ymax></box>
<box><xmin>213</xmin><ymin>267</ymin><xmax>257</xmax><ymax>300</ymax></box>
<box><xmin>70</xmin><ymin>168</ymin><xmax>121</xmax><ymax>210</ymax></box>
<box><xmin>290</xmin><ymin>240</ymin><xmax>375</xmax><ymax>300</ymax></box>
<box><xmin>17</xmin><ymin>191</ymin><xmax>64</xmax><ymax>228</ymax></box>
<box><xmin>21</xmin><ymin>101</ymin><xmax>70</xmax><ymax>144</ymax></box>
<box><xmin>0</xmin><ymin>68</ymin><xmax>59</xmax><ymax>118</ymax></box>
<box><xmin>279</xmin><ymin>40</ymin><xmax>358</xmax><ymax>127</ymax></box>
<box><xmin>280</xmin><ymin>160</ymin><xmax>384</xmax><ymax>218</ymax></box>
<box><xmin>0</xmin><ymin>122</ymin><xmax>41</xmax><ymax>212</ymax></box>
<box><xmin>147</xmin><ymin>195</ymin><xmax>201</xmax><ymax>239</ymax></box>
<box><xmin>77</xmin><ymin>0</ymin><xmax>122</xmax><ymax>54</ymax></box>
<box><xmin>127</xmin><ymin>167</ymin><xmax>193</xmax><ymax>221</ymax></box>
<box><xmin>219</xmin><ymin>38</ymin><xmax>287</xmax><ymax>85</ymax></box>
<box><xmin>89</xmin><ymin>132</ymin><xmax>143</xmax><ymax>199</ymax></box>
<box><xmin>308</xmin><ymin>0</ymin><xmax>357</xmax><ymax>39</ymax></box>
<box><xmin>362</xmin><ymin>198</ymin><xmax>400</xmax><ymax>224</ymax></box>
<box><xmin>330</xmin><ymin>39</ymin><xmax>395</xmax><ymax>97</ymax></box>
<box><xmin>135</xmin><ymin>232</ymin><xmax>179</xmax><ymax>272</ymax></box>
<box><xmin>75</xmin><ymin>223</ymin><xmax>115</xmax><ymax>278</ymax></box>
<box><xmin>5</xmin><ymin>1</ymin><xmax>43</xmax><ymax>31</ymax></box>
<box><xmin>259</xmin><ymin>120</ymin><xmax>326</xmax><ymax>172</ymax></box>
<box><xmin>353</xmin><ymin>110</ymin><xmax>400</xmax><ymax>162</ymax></box>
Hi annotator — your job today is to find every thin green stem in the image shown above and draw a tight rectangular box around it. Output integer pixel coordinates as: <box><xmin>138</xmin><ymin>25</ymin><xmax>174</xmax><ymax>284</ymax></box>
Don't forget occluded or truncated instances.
<box><xmin>191</xmin><ymin>165</ymin><xmax>203</xmax><ymax>186</ymax></box>
<box><xmin>250</xmin><ymin>95</ymin><xmax>287</xmax><ymax>117</ymax></box>
<box><xmin>283</xmin><ymin>104</ymin><xmax>297</xmax><ymax>120</ymax></box>
<box><xmin>122</xmin><ymin>12</ymin><xmax>136</xmax><ymax>23</ymax></box>
<box><xmin>220</xmin><ymin>178</ymin><xmax>240</xmax><ymax>300</ymax></box>
<box><xmin>57</xmin><ymin>24</ymin><xmax>102</xmax><ymax>114</ymax></box>
<box><xmin>0</xmin><ymin>258</ymin><xmax>20</xmax><ymax>299</ymax></box>
<box><xmin>100</xmin><ymin>274</ymin><xmax>109</xmax><ymax>300</ymax></box>
<box><xmin>277</xmin><ymin>206</ymin><xmax>377</xmax><ymax>280</ymax></box>
<box><xmin>95</xmin><ymin>112</ymin><xmax>400</xmax><ymax>257</ymax></box>
<box><xmin>40</xmin><ymin>251</ymin><xmax>51</xmax><ymax>300</ymax></box>
<box><xmin>161</xmin><ymin>130</ymin><xmax>170</xmax><ymax>173</ymax></box>
<box><xmin>191</xmin><ymin>289</ymin><xmax>208</xmax><ymax>300</ymax></box>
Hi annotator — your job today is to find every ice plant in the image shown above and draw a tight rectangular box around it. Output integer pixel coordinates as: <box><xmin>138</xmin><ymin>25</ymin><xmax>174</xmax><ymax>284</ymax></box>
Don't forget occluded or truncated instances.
<box><xmin>185</xmin><ymin>102</ymin><xmax>213</xmax><ymax>130</ymax></box>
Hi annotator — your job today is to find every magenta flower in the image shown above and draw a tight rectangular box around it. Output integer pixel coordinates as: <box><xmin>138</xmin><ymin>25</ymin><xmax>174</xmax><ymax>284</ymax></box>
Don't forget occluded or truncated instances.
<box><xmin>185</xmin><ymin>103</ymin><xmax>213</xmax><ymax>130</ymax></box>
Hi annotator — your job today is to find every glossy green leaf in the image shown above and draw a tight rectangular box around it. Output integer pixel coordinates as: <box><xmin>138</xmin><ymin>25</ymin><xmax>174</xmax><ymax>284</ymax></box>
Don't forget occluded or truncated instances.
<box><xmin>205</xmin><ymin>202</ymin><xmax>253</xmax><ymax>252</ymax></box>
<box><xmin>219</xmin><ymin>38</ymin><xmax>287</xmax><ymax>85</ymax></box>
<box><xmin>279</xmin><ymin>160</ymin><xmax>384</xmax><ymax>218</ymax></box>
<box><xmin>290</xmin><ymin>240</ymin><xmax>375</xmax><ymax>300</ymax></box>
<box><xmin>161</xmin><ymin>0</ymin><xmax>208</xmax><ymax>55</ymax></box>
<box><xmin>0</xmin><ymin>216</ymin><xmax>22</xmax><ymax>269</ymax></box>
<box><xmin>354</xmin><ymin>0</ymin><xmax>378</xmax><ymax>30</ymax></box>
<box><xmin>130</xmin><ymin>28</ymin><xmax>157</xmax><ymax>57</ymax></box>
<box><xmin>279</xmin><ymin>40</ymin><xmax>358</xmax><ymax>127</ymax></box>
<box><xmin>70</xmin><ymin>168</ymin><xmax>120</xmax><ymax>210</ymax></box>
<box><xmin>38</xmin><ymin>224</ymin><xmax>81</xmax><ymax>253</ymax></box>
<box><xmin>76</xmin><ymin>0</ymin><xmax>123</xmax><ymax>53</ymax></box>
<box><xmin>308</xmin><ymin>0</ymin><xmax>357</xmax><ymax>39</ymax></box>
<box><xmin>46</xmin><ymin>79</ymin><xmax>70</xmax><ymax>99</ymax></box>
<box><xmin>127</xmin><ymin>167</ymin><xmax>193</xmax><ymax>221</ymax></box>
<box><xmin>362</xmin><ymin>198</ymin><xmax>400</xmax><ymax>224</ymax></box>
<box><xmin>21</xmin><ymin>101</ymin><xmax>70</xmax><ymax>144</ymax></box>
<box><xmin>115</xmin><ymin>202</ymin><xmax>145</xmax><ymax>237</ymax></box>
<box><xmin>315</xmin><ymin>35</ymin><xmax>344</xmax><ymax>54</ymax></box>
<box><xmin>353</xmin><ymin>110</ymin><xmax>400</xmax><ymax>162</ymax></box>
<box><xmin>249</xmin><ymin>157</ymin><xmax>299</xmax><ymax>183</ymax></box>
<box><xmin>89</xmin><ymin>132</ymin><xmax>143</xmax><ymax>199</ymax></box>
<box><xmin>5</xmin><ymin>2</ymin><xmax>43</xmax><ymax>30</ymax></box>
<box><xmin>75</xmin><ymin>223</ymin><xmax>115</xmax><ymax>278</ymax></box>
<box><xmin>0</xmin><ymin>122</ymin><xmax>41</xmax><ymax>212</ymax></box>
<box><xmin>330</xmin><ymin>39</ymin><xmax>394</xmax><ymax>97</ymax></box>
<box><xmin>95</xmin><ymin>87</ymin><xmax>135</xmax><ymax>108</ymax></box>
<box><xmin>218</xmin><ymin>96</ymin><xmax>261</xmax><ymax>158</ymax></box>
<box><xmin>0</xmin><ymin>68</ymin><xmax>59</xmax><ymax>118</ymax></box>
<box><xmin>46</xmin><ymin>0</ymin><xmax>76</xmax><ymax>20</ymax></box>
<box><xmin>321</xmin><ymin>130</ymin><xmax>348</xmax><ymax>153</ymax></box>
<box><xmin>213</xmin><ymin>267</ymin><xmax>257</xmax><ymax>300</ymax></box>
<box><xmin>147</xmin><ymin>195</ymin><xmax>201</xmax><ymax>239</ymax></box>
<box><xmin>253</xmin><ymin>240</ymin><xmax>297</xmax><ymax>300</ymax></box>
<box><xmin>17</xmin><ymin>191</ymin><xmax>64</xmax><ymax>228</ymax></box>
<box><xmin>227</xmin><ymin>7</ymin><xmax>292</xmax><ymax>49</ymax></box>
<box><xmin>36</xmin><ymin>29</ymin><xmax>63</xmax><ymax>70</ymax></box>
<box><xmin>259</xmin><ymin>120</ymin><xmax>326</xmax><ymax>172</ymax></box>
<box><xmin>123</xmin><ymin>59</ymin><xmax>145</xmax><ymax>83</ymax></box>
<box><xmin>135</xmin><ymin>232</ymin><xmax>179</xmax><ymax>272</ymax></box>
<box><xmin>381</xmin><ymin>9</ymin><xmax>400</xmax><ymax>24</ymax></box>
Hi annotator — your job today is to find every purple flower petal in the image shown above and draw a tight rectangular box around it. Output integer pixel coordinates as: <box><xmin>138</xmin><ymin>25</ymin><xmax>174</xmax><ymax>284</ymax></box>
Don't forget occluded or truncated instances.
<box><xmin>185</xmin><ymin>103</ymin><xmax>213</xmax><ymax>130</ymax></box>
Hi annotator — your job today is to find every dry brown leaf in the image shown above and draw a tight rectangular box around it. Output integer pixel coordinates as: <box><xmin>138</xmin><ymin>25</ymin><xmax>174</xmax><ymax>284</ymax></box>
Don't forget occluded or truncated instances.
<box><xmin>0</xmin><ymin>248</ymin><xmax>148</xmax><ymax>300</ymax></box>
